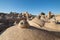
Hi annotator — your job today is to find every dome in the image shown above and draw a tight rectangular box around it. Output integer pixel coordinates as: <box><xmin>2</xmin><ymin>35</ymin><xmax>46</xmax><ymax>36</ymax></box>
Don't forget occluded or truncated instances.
<box><xmin>28</xmin><ymin>16</ymin><xmax>60</xmax><ymax>32</ymax></box>
<box><xmin>18</xmin><ymin>20</ymin><xmax>29</xmax><ymax>28</ymax></box>
<box><xmin>0</xmin><ymin>16</ymin><xmax>60</xmax><ymax>40</ymax></box>
<box><xmin>0</xmin><ymin>24</ymin><xmax>60</xmax><ymax>40</ymax></box>
<box><xmin>30</xmin><ymin>17</ymin><xmax>45</xmax><ymax>27</ymax></box>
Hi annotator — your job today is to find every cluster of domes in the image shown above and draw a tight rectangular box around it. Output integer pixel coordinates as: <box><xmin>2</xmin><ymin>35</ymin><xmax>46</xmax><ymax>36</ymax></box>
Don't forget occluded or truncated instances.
<box><xmin>0</xmin><ymin>11</ymin><xmax>60</xmax><ymax>40</ymax></box>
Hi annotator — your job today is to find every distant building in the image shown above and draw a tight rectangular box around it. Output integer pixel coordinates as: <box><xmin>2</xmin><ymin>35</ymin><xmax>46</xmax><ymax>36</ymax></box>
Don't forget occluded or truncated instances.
<box><xmin>48</xmin><ymin>11</ymin><xmax>52</xmax><ymax>19</ymax></box>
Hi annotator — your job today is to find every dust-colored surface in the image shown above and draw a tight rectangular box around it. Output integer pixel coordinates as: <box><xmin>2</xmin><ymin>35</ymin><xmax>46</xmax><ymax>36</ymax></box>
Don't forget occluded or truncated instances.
<box><xmin>28</xmin><ymin>16</ymin><xmax>60</xmax><ymax>32</ymax></box>
<box><xmin>56</xmin><ymin>15</ymin><xmax>60</xmax><ymax>21</ymax></box>
<box><xmin>0</xmin><ymin>25</ymin><xmax>60</xmax><ymax>40</ymax></box>
<box><xmin>0</xmin><ymin>13</ymin><xmax>60</xmax><ymax>40</ymax></box>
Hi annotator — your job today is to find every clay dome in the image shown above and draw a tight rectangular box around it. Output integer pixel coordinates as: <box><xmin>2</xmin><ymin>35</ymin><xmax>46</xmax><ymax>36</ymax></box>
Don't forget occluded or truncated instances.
<box><xmin>18</xmin><ymin>20</ymin><xmax>29</xmax><ymax>28</ymax></box>
<box><xmin>30</xmin><ymin>17</ymin><xmax>45</xmax><ymax>27</ymax></box>
<box><xmin>0</xmin><ymin>24</ymin><xmax>60</xmax><ymax>40</ymax></box>
<box><xmin>0</xmin><ymin>13</ymin><xmax>60</xmax><ymax>40</ymax></box>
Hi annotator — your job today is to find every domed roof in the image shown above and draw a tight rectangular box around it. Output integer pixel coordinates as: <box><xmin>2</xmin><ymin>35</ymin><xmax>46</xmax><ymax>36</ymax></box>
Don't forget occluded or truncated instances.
<box><xmin>18</xmin><ymin>20</ymin><xmax>29</xmax><ymax>28</ymax></box>
<box><xmin>29</xmin><ymin>17</ymin><xmax>45</xmax><ymax>27</ymax></box>
<box><xmin>0</xmin><ymin>24</ymin><xmax>60</xmax><ymax>40</ymax></box>
<box><xmin>0</xmin><ymin>16</ymin><xmax>60</xmax><ymax>40</ymax></box>
<box><xmin>28</xmin><ymin>16</ymin><xmax>60</xmax><ymax>32</ymax></box>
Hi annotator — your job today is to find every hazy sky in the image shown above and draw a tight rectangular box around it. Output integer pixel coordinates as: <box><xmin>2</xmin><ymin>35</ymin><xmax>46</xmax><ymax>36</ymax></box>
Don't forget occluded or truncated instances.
<box><xmin>0</xmin><ymin>0</ymin><xmax>60</xmax><ymax>14</ymax></box>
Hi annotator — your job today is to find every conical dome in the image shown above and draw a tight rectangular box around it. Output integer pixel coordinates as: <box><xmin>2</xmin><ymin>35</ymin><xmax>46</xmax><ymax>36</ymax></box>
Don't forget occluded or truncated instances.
<box><xmin>29</xmin><ymin>16</ymin><xmax>45</xmax><ymax>27</ymax></box>
<box><xmin>0</xmin><ymin>24</ymin><xmax>60</xmax><ymax>40</ymax></box>
<box><xmin>28</xmin><ymin>16</ymin><xmax>60</xmax><ymax>32</ymax></box>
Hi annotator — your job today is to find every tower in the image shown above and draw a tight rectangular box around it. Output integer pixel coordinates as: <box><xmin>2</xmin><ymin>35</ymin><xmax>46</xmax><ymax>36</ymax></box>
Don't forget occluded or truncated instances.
<box><xmin>48</xmin><ymin>11</ymin><xmax>52</xmax><ymax>19</ymax></box>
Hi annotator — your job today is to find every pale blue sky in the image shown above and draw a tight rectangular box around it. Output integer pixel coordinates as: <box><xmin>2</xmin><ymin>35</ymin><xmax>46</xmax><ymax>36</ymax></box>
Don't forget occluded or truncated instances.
<box><xmin>0</xmin><ymin>0</ymin><xmax>60</xmax><ymax>14</ymax></box>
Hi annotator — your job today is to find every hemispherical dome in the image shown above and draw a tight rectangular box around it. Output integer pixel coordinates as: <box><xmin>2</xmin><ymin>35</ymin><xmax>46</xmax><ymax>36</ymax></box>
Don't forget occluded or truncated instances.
<box><xmin>0</xmin><ymin>24</ymin><xmax>60</xmax><ymax>40</ymax></box>
<box><xmin>18</xmin><ymin>20</ymin><xmax>29</xmax><ymax>28</ymax></box>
